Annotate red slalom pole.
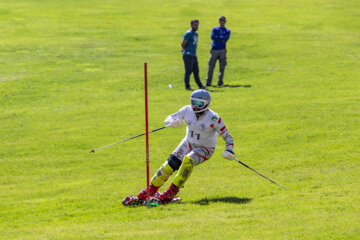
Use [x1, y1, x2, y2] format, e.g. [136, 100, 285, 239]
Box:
[144, 62, 151, 208]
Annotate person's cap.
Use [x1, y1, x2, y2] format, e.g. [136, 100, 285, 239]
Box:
[219, 16, 226, 21]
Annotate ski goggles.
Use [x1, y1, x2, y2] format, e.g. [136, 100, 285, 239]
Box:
[191, 99, 207, 108]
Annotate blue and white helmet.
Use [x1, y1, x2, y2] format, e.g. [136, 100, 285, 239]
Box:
[190, 89, 211, 113]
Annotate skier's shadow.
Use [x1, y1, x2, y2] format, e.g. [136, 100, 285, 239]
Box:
[191, 196, 252, 205]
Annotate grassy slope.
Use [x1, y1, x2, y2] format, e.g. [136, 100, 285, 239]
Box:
[0, 0, 359, 239]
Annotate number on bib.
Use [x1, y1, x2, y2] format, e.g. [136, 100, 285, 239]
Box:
[190, 131, 200, 140]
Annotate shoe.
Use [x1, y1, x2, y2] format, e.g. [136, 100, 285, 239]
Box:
[137, 184, 159, 200]
[158, 184, 180, 202]
[199, 85, 207, 89]
[122, 196, 142, 206]
[206, 83, 212, 87]
[186, 87, 192, 91]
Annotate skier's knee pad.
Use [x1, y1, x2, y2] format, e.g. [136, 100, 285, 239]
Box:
[161, 161, 174, 176]
[173, 155, 194, 188]
[182, 155, 195, 168]
[167, 154, 182, 171]
[151, 161, 174, 187]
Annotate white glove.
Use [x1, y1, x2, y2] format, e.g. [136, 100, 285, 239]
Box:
[164, 115, 183, 128]
[222, 150, 235, 160]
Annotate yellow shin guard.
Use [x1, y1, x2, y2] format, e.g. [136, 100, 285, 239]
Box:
[173, 155, 194, 188]
[151, 161, 174, 187]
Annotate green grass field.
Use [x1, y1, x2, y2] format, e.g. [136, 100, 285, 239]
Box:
[1, 0, 359, 239]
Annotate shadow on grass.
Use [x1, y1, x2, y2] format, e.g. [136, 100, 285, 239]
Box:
[206, 84, 252, 91]
[191, 196, 252, 206]
[222, 84, 252, 88]
[206, 89, 224, 92]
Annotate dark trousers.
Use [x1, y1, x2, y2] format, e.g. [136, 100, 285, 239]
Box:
[206, 49, 227, 86]
[183, 54, 203, 89]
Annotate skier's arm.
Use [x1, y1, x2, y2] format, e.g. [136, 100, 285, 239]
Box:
[214, 117, 234, 150]
[214, 117, 235, 160]
[164, 106, 186, 128]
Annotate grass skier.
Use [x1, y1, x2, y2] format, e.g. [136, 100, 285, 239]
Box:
[123, 89, 235, 205]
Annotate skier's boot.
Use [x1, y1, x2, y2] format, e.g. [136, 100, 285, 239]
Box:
[158, 184, 180, 203]
[122, 184, 159, 206]
[122, 196, 142, 206]
[137, 184, 159, 201]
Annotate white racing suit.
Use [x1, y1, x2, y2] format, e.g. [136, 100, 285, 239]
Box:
[140, 105, 235, 198]
[168, 105, 234, 165]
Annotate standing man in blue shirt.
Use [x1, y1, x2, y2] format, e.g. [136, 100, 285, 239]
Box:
[181, 19, 206, 91]
[206, 16, 231, 87]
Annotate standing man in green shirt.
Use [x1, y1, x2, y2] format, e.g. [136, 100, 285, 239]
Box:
[181, 19, 206, 91]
